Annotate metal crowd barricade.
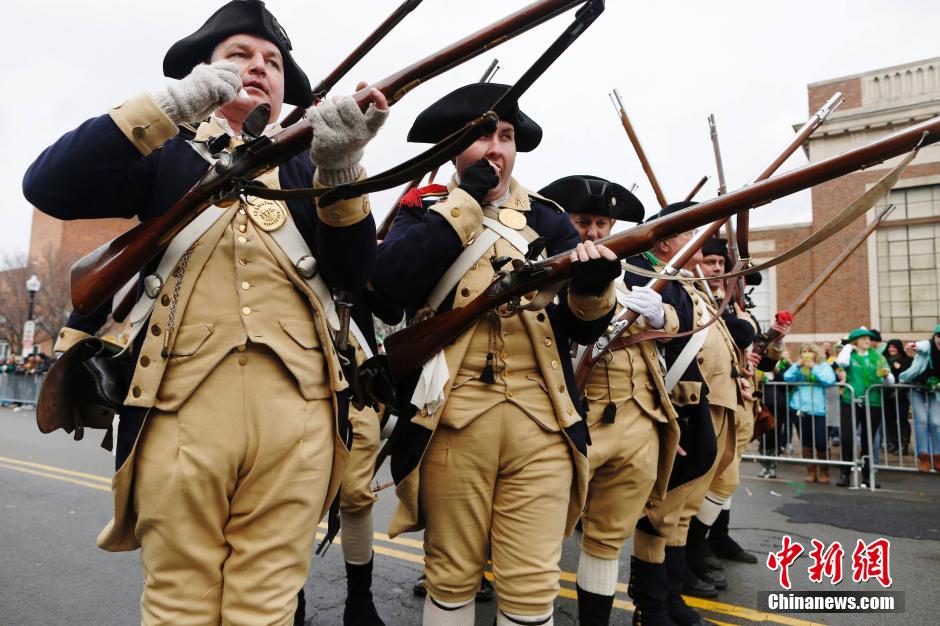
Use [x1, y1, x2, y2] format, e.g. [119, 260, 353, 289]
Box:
[0, 373, 44, 406]
[863, 383, 931, 489]
[743, 381, 863, 489]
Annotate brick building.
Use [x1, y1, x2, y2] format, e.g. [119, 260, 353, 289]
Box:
[749, 56, 940, 345]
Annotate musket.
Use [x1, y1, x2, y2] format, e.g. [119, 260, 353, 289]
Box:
[707, 113, 745, 307]
[69, 0, 591, 315]
[610, 89, 668, 208]
[280, 0, 425, 126]
[376, 57, 500, 241]
[570, 97, 845, 390]
[377, 113, 940, 385]
[752, 202, 894, 355]
[683, 175, 708, 202]
[737, 91, 844, 264]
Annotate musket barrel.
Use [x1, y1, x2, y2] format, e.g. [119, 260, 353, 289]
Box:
[611, 88, 669, 208]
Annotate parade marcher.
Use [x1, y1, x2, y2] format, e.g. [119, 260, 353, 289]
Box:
[539, 175, 680, 625]
[23, 2, 389, 623]
[621, 207, 753, 626]
[372, 83, 618, 626]
[836, 328, 893, 488]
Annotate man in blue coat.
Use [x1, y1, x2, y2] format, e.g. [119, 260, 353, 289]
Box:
[23, 1, 388, 623]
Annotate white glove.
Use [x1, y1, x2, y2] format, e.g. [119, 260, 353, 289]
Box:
[153, 60, 241, 125]
[836, 344, 854, 367]
[623, 286, 666, 330]
[308, 95, 388, 186]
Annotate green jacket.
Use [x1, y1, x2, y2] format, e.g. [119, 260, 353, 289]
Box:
[837, 346, 889, 406]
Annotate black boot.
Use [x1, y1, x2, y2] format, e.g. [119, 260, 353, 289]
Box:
[708, 509, 757, 564]
[682, 565, 717, 598]
[686, 518, 728, 589]
[836, 467, 851, 487]
[628, 557, 677, 626]
[664, 547, 708, 626]
[343, 557, 385, 626]
[577, 585, 614, 625]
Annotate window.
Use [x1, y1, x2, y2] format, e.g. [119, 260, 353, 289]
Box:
[875, 185, 940, 333]
[745, 269, 773, 330]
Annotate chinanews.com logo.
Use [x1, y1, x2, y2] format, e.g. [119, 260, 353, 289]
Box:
[759, 535, 904, 614]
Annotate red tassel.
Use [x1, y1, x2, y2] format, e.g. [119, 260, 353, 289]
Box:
[399, 184, 449, 208]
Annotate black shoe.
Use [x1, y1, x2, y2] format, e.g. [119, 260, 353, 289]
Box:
[686, 518, 728, 589]
[708, 509, 758, 564]
[412, 575, 427, 597]
[477, 575, 494, 601]
[860, 464, 881, 489]
[344, 557, 385, 626]
[682, 566, 718, 598]
[836, 468, 851, 487]
[628, 557, 677, 625]
[664, 547, 709, 625]
[701, 541, 724, 571]
[577, 585, 614, 626]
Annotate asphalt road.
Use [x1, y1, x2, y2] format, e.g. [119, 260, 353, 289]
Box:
[2, 405, 938, 625]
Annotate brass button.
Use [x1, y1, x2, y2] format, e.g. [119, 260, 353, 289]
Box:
[559, 384, 566, 393]
[239, 258, 249, 266]
[132, 386, 141, 398]
[59, 331, 65, 339]
[238, 208, 246, 215]
[238, 356, 248, 366]
[690, 393, 698, 402]
[551, 360, 559, 370]
[461, 287, 471, 297]
[451, 207, 461, 218]
[150, 324, 161, 336]
[544, 338, 552, 347]
[161, 295, 170, 306]
[132, 126, 146, 139]
[507, 391, 514, 398]
[697, 356, 704, 364]
[236, 345, 247, 352]
[140, 356, 150, 368]
[501, 352, 509, 360]
[238, 224, 247, 233]
[241, 281, 250, 290]
[238, 236, 248, 244]
[567, 406, 574, 416]
[537, 313, 546, 322]
[242, 307, 252, 315]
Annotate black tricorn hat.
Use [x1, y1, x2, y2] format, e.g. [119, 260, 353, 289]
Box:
[538, 175, 644, 223]
[702, 236, 728, 258]
[163, 0, 312, 108]
[645, 200, 697, 223]
[408, 83, 543, 152]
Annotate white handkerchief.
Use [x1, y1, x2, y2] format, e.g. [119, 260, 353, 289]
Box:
[410, 350, 450, 416]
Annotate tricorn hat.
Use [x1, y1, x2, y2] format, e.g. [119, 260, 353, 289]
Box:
[408, 83, 543, 152]
[702, 237, 728, 258]
[163, 0, 312, 107]
[538, 175, 644, 223]
[645, 200, 696, 223]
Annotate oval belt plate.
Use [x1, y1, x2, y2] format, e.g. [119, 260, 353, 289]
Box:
[498, 208, 527, 230]
[244, 198, 288, 231]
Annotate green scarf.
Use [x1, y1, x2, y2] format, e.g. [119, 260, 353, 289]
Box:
[842, 348, 889, 406]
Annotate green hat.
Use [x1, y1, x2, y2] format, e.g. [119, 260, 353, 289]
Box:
[934, 324, 940, 335]
[847, 327, 876, 342]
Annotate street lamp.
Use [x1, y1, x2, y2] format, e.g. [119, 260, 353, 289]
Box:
[23, 274, 41, 357]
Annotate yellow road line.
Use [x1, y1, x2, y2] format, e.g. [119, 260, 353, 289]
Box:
[0, 454, 111, 483]
[707, 619, 741, 626]
[3, 456, 824, 626]
[0, 462, 111, 492]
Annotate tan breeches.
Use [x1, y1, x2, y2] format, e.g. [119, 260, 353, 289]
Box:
[634, 406, 734, 563]
[581, 408, 659, 560]
[709, 403, 755, 500]
[340, 405, 381, 516]
[420, 402, 573, 616]
[133, 348, 335, 626]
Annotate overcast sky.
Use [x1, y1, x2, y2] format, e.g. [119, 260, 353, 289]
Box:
[6, 0, 940, 258]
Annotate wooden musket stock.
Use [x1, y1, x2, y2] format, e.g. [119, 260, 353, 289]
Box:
[69, 0, 587, 314]
[384, 115, 940, 381]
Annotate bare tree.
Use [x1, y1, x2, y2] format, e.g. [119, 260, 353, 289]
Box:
[0, 249, 75, 355]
